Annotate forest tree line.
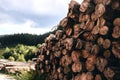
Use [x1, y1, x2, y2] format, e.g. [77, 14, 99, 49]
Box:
[0, 32, 53, 48]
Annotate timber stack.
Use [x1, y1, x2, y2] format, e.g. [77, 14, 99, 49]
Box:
[35, 0, 120, 80]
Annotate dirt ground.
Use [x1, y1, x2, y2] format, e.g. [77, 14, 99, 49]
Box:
[0, 73, 16, 80]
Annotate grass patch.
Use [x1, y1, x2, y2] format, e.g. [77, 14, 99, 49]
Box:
[8, 70, 49, 80]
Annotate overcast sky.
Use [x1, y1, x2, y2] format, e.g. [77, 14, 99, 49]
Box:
[0, 0, 83, 35]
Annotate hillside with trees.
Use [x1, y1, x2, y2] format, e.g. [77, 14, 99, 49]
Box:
[0, 33, 49, 48]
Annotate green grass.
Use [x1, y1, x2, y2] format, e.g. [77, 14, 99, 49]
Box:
[8, 70, 49, 80]
[0, 48, 5, 58]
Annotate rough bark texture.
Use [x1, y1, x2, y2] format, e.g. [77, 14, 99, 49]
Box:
[35, 0, 120, 80]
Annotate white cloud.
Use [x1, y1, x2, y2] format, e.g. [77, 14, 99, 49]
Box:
[0, 0, 83, 16]
[0, 20, 52, 35]
[31, 0, 70, 15]
[75, 0, 83, 4]
[0, 0, 83, 35]
[0, 0, 70, 15]
[27, 0, 83, 15]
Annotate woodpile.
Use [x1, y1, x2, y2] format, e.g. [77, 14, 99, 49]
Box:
[35, 0, 120, 80]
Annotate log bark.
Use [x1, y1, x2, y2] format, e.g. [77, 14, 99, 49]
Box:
[72, 62, 82, 73]
[99, 26, 109, 35]
[112, 26, 120, 38]
[104, 50, 111, 59]
[35, 0, 120, 79]
[95, 74, 102, 80]
[71, 50, 81, 63]
[104, 67, 115, 80]
[96, 57, 108, 72]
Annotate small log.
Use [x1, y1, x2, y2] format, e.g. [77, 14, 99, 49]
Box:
[74, 24, 80, 33]
[112, 42, 120, 59]
[94, 0, 103, 4]
[39, 63, 43, 69]
[55, 30, 63, 40]
[95, 3, 105, 18]
[57, 67, 63, 73]
[95, 74, 102, 80]
[92, 25, 99, 35]
[65, 27, 73, 36]
[80, 1, 89, 12]
[75, 39, 83, 49]
[52, 70, 58, 79]
[79, 14, 90, 22]
[69, 0, 80, 9]
[65, 38, 74, 50]
[40, 69, 44, 74]
[84, 42, 93, 52]
[62, 34, 67, 40]
[84, 0, 91, 2]
[94, 0, 111, 5]
[99, 26, 109, 35]
[80, 73, 87, 80]
[72, 62, 82, 73]
[86, 55, 96, 64]
[86, 62, 95, 71]
[54, 51, 61, 58]
[55, 41, 61, 48]
[45, 60, 49, 65]
[58, 73, 63, 80]
[38, 55, 44, 61]
[86, 55, 96, 71]
[71, 50, 81, 63]
[97, 37, 104, 46]
[85, 3, 95, 14]
[73, 24, 81, 38]
[59, 17, 68, 28]
[73, 74, 81, 80]
[103, 50, 111, 59]
[112, 26, 120, 38]
[86, 72, 94, 80]
[113, 18, 120, 26]
[91, 44, 99, 55]
[50, 53, 54, 61]
[60, 55, 72, 67]
[96, 57, 108, 72]
[85, 20, 95, 31]
[63, 75, 68, 80]
[79, 22, 86, 29]
[102, 39, 111, 49]
[104, 67, 115, 80]
[46, 50, 50, 55]
[45, 34, 56, 43]
[83, 32, 96, 41]
[64, 66, 70, 74]
[52, 44, 60, 51]
[45, 65, 51, 72]
[91, 18, 100, 34]
[82, 50, 90, 58]
[62, 49, 68, 55]
[68, 0, 80, 21]
[91, 13, 98, 21]
[99, 17, 106, 27]
[111, 0, 120, 10]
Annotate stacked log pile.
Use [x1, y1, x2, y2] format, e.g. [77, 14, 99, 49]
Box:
[35, 0, 120, 80]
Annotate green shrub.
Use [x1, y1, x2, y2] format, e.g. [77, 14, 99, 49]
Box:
[0, 56, 4, 59]
[14, 70, 49, 80]
[1, 44, 37, 62]
[8, 56, 15, 61]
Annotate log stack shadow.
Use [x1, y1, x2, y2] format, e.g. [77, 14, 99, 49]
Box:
[35, 0, 120, 80]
